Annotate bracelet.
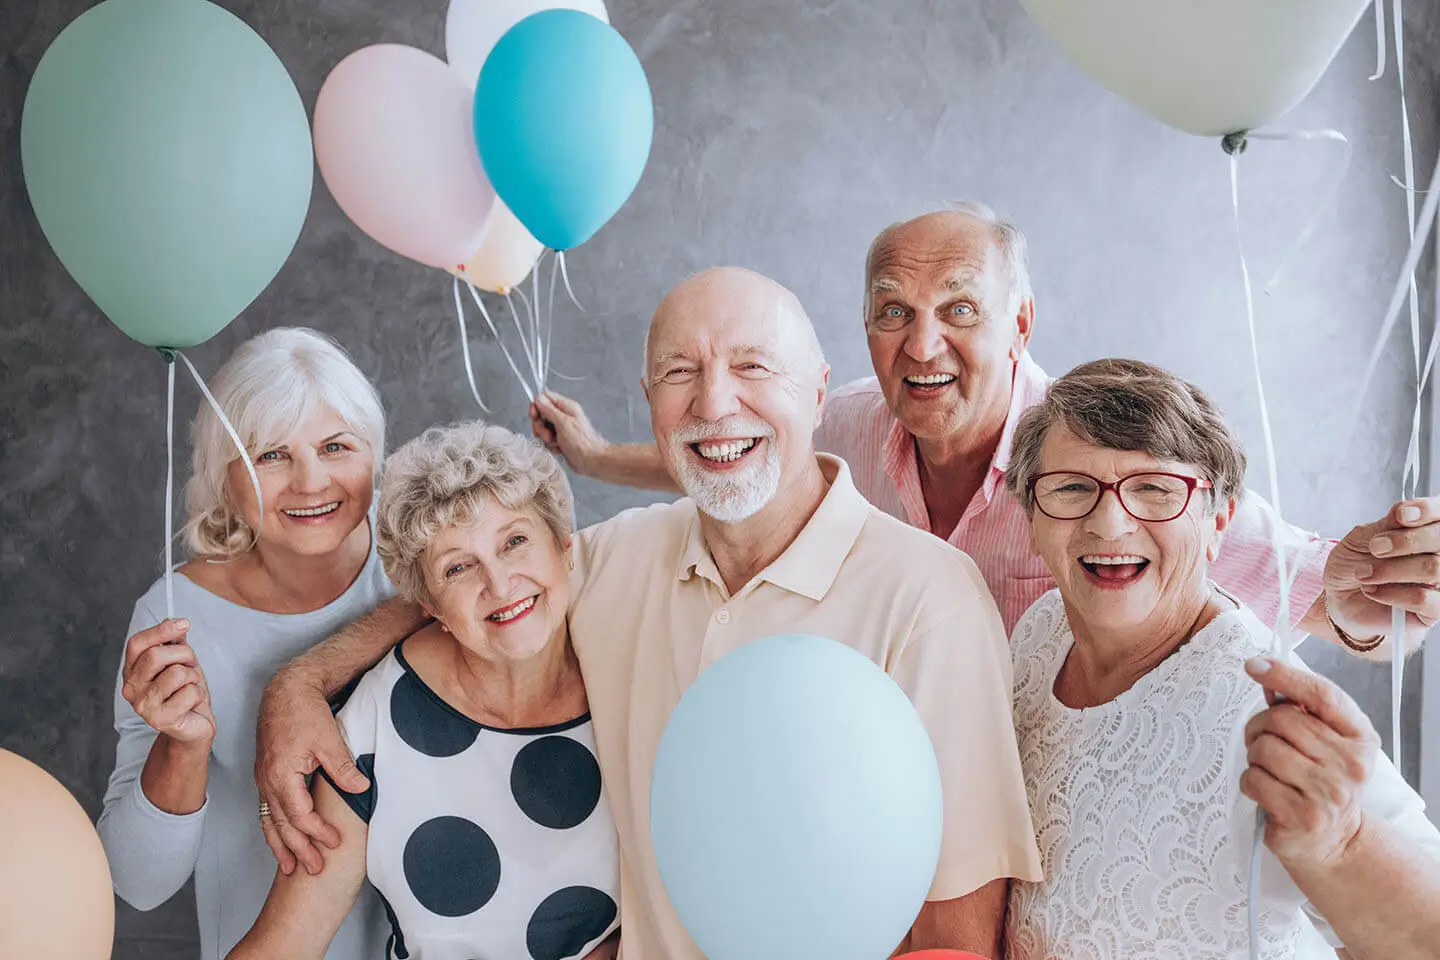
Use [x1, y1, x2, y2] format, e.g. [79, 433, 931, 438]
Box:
[1323, 593, 1386, 652]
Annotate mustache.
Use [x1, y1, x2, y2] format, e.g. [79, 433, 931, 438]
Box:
[671, 417, 776, 445]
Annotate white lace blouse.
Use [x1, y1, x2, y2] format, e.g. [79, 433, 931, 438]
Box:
[1006, 587, 1440, 960]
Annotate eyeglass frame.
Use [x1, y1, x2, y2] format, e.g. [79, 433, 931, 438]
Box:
[1025, 470, 1215, 523]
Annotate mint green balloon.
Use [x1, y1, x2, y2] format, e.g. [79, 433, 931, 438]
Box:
[21, 0, 313, 349]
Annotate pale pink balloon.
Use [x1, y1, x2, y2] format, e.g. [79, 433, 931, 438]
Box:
[315, 44, 495, 269]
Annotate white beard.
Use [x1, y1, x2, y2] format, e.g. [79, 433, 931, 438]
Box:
[668, 418, 780, 523]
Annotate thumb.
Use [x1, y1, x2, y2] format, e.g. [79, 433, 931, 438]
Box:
[545, 391, 579, 417]
[316, 743, 369, 793]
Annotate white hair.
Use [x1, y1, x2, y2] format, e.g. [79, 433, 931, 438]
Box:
[183, 327, 386, 558]
[864, 200, 1033, 320]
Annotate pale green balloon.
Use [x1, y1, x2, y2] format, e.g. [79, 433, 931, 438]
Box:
[21, 0, 313, 349]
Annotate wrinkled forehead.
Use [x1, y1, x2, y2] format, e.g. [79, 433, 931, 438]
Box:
[868, 218, 1001, 298]
[648, 288, 793, 366]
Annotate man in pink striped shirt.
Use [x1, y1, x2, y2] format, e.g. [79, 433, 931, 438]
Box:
[531, 204, 1440, 653]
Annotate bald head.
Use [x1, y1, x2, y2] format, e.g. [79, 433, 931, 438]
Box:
[865, 203, 1031, 319]
[644, 267, 825, 386]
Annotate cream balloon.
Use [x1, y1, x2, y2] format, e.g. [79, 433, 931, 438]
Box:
[445, 0, 609, 89]
[447, 201, 546, 293]
[0, 750, 114, 959]
[1018, 0, 1371, 136]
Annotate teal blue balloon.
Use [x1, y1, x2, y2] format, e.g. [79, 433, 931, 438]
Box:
[473, 9, 653, 250]
[650, 634, 944, 960]
[21, 0, 313, 349]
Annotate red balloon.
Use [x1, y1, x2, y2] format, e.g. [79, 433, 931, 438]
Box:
[895, 953, 989, 960]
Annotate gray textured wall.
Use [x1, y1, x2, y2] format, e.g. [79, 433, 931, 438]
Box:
[2, 1, 1437, 957]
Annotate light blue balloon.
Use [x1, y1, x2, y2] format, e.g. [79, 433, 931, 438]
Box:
[650, 634, 944, 960]
[473, 9, 653, 250]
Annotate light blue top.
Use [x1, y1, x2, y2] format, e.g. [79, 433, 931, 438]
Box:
[97, 543, 394, 960]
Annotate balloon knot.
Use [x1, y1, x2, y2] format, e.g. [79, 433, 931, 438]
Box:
[1221, 132, 1249, 156]
[156, 347, 177, 364]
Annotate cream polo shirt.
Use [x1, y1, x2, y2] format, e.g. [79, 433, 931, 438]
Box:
[570, 454, 1043, 960]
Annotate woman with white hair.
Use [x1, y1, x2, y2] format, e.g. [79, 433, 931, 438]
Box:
[1002, 358, 1440, 959]
[98, 327, 398, 959]
[228, 421, 620, 960]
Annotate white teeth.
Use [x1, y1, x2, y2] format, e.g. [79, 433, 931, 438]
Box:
[695, 439, 758, 463]
[905, 373, 957, 386]
[1081, 555, 1148, 565]
[283, 502, 340, 518]
[488, 596, 537, 622]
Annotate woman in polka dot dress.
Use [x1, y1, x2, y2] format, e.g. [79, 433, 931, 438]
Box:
[230, 422, 620, 960]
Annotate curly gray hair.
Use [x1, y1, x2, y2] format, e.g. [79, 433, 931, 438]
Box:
[376, 421, 573, 608]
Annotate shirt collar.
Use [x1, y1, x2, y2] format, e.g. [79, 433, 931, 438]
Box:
[882, 351, 1051, 519]
[676, 454, 870, 602]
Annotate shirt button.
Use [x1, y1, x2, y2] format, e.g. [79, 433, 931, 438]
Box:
[716, 610, 731, 624]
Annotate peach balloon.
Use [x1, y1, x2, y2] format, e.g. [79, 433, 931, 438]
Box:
[447, 200, 546, 294]
[0, 749, 114, 958]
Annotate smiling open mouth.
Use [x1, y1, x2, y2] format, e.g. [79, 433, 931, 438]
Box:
[282, 502, 340, 518]
[691, 438, 760, 464]
[1079, 554, 1150, 583]
[903, 373, 958, 390]
[487, 595, 537, 623]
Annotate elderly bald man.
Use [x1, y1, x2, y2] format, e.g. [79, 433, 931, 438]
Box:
[532, 203, 1440, 655]
[253, 267, 1040, 958]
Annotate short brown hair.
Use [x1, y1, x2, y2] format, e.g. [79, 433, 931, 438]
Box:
[1006, 358, 1247, 513]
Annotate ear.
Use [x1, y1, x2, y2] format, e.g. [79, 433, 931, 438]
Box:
[1010, 297, 1036, 361]
[813, 364, 831, 430]
[1206, 495, 1238, 561]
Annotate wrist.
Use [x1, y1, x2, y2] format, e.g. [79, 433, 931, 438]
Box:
[159, 731, 213, 764]
[1323, 591, 1385, 652]
[1279, 811, 1370, 879]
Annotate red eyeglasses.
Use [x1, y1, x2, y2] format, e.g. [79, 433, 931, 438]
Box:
[1027, 471, 1213, 522]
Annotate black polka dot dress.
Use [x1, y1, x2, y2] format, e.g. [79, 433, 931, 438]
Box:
[327, 644, 620, 960]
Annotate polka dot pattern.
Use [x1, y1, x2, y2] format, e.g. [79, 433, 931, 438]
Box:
[402, 816, 501, 918]
[526, 886, 619, 960]
[390, 670, 481, 758]
[511, 735, 603, 830]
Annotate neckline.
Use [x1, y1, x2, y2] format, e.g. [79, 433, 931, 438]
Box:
[171, 531, 381, 623]
[393, 638, 591, 736]
[1047, 584, 1246, 717]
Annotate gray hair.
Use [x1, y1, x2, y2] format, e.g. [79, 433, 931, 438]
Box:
[375, 421, 573, 609]
[1005, 358, 1248, 513]
[864, 200, 1034, 321]
[183, 327, 385, 558]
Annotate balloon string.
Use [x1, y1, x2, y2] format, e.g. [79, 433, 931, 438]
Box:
[1239, 130, 1352, 297]
[513, 274, 542, 387]
[558, 249, 586, 313]
[530, 254, 545, 388]
[1370, 0, 1387, 81]
[1391, 0, 1419, 776]
[164, 358, 176, 620]
[175, 351, 262, 552]
[451, 276, 492, 414]
[465, 278, 536, 403]
[545, 250, 562, 393]
[500, 285, 541, 384]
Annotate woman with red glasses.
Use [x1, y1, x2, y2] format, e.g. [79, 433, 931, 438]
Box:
[999, 358, 1440, 959]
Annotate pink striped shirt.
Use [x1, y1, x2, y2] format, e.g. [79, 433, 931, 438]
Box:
[813, 352, 1335, 635]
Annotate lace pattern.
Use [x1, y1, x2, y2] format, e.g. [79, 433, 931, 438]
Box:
[1005, 589, 1304, 960]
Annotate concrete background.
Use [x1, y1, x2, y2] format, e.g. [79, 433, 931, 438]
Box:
[2, 1, 1437, 956]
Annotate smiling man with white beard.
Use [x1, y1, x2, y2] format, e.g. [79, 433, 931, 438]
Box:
[252, 266, 1042, 960]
